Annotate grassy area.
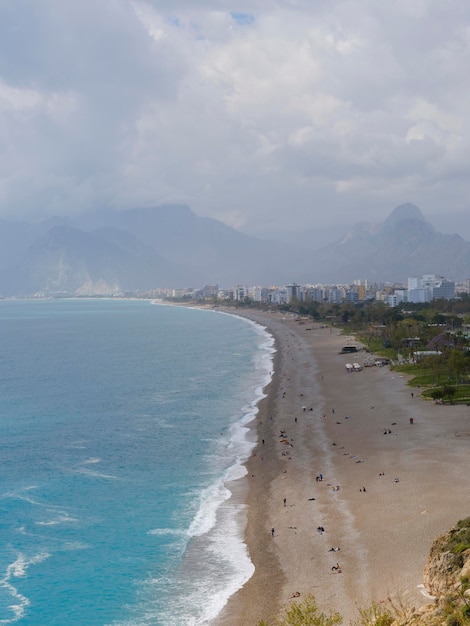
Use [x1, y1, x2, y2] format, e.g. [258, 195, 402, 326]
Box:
[356, 334, 396, 361]
[356, 337, 470, 404]
[392, 364, 435, 386]
[421, 385, 470, 403]
[408, 374, 436, 386]
[390, 363, 470, 402]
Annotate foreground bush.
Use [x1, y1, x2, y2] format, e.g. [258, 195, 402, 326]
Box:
[258, 594, 342, 626]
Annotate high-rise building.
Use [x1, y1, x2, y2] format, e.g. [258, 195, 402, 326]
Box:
[286, 283, 300, 302]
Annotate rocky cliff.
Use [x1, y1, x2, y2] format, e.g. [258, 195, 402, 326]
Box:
[403, 518, 470, 625]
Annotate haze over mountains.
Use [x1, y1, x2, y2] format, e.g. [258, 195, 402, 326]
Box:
[0, 203, 467, 297]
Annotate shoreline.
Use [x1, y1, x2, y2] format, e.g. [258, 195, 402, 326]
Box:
[214, 308, 470, 625]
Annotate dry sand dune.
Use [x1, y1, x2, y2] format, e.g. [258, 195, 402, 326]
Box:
[215, 310, 470, 626]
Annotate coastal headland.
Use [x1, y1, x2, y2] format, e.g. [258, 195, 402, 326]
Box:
[215, 308, 470, 625]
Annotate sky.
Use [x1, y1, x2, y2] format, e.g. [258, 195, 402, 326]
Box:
[0, 0, 469, 241]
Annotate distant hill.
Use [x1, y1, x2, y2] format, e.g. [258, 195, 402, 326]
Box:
[72, 205, 305, 286]
[0, 224, 187, 296]
[0, 202, 468, 296]
[0, 206, 304, 296]
[301, 203, 470, 284]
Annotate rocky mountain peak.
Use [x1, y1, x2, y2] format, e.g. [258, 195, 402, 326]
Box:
[386, 202, 424, 221]
[379, 202, 432, 234]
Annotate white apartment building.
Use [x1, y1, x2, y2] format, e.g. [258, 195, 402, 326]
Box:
[394, 274, 456, 304]
[408, 288, 431, 303]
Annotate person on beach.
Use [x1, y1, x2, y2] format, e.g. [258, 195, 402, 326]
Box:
[271, 527, 275, 536]
[284, 498, 287, 507]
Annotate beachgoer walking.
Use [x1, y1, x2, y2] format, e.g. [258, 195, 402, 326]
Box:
[271, 527, 275, 536]
[283, 498, 287, 507]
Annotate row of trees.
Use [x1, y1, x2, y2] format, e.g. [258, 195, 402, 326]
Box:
[281, 296, 470, 331]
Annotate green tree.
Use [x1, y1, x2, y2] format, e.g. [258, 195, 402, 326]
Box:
[442, 384, 457, 404]
[448, 349, 468, 385]
[422, 354, 445, 386]
[430, 388, 444, 403]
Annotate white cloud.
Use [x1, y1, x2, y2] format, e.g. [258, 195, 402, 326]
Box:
[407, 99, 463, 135]
[0, 0, 469, 237]
[0, 81, 44, 111]
[288, 126, 314, 147]
[336, 34, 364, 55]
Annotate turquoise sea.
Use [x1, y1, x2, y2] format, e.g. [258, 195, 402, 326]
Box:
[0, 299, 274, 625]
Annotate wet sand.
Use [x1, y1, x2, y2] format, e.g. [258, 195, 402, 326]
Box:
[215, 309, 470, 626]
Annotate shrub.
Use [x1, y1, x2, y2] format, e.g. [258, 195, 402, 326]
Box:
[258, 594, 343, 626]
[444, 518, 470, 555]
[352, 598, 405, 626]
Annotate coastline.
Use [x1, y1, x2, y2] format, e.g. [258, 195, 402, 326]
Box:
[214, 308, 470, 625]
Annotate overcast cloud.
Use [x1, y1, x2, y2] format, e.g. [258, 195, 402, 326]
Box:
[0, 0, 469, 239]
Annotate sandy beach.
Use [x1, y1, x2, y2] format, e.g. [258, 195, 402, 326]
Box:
[214, 309, 470, 626]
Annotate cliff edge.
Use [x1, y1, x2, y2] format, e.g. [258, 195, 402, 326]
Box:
[404, 517, 470, 626]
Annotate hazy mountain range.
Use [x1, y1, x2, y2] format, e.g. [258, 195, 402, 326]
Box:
[0, 202, 468, 296]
